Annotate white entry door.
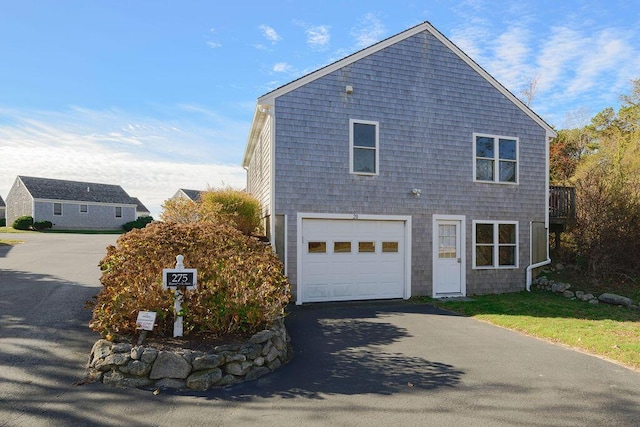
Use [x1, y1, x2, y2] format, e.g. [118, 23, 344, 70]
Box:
[433, 217, 465, 296]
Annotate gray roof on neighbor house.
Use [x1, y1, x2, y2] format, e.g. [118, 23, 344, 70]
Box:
[130, 197, 150, 214]
[18, 176, 135, 205]
[177, 189, 203, 202]
[0, 195, 5, 207]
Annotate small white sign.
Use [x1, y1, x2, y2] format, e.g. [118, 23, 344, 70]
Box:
[136, 311, 157, 331]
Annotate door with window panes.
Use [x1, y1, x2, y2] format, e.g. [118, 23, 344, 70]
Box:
[434, 219, 463, 295]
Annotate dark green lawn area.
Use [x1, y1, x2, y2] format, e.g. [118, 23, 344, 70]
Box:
[423, 290, 640, 371]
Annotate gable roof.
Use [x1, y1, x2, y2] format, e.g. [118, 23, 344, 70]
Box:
[173, 188, 203, 202]
[130, 197, 150, 215]
[0, 195, 5, 208]
[18, 176, 135, 205]
[244, 21, 556, 166]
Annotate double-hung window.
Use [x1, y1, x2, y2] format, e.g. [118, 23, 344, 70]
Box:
[474, 133, 518, 183]
[115, 207, 122, 218]
[473, 221, 518, 268]
[350, 119, 378, 175]
[53, 203, 62, 216]
[80, 204, 88, 214]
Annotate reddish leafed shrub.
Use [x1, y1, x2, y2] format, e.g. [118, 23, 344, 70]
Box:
[88, 221, 289, 340]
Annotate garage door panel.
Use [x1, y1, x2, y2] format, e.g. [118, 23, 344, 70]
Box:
[301, 218, 407, 303]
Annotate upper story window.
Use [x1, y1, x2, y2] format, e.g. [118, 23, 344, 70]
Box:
[53, 203, 62, 216]
[350, 119, 378, 175]
[115, 207, 122, 218]
[474, 133, 518, 184]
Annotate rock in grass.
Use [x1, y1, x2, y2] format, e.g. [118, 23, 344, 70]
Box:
[598, 293, 633, 307]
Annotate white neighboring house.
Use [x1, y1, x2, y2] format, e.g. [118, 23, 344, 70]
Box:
[6, 176, 137, 230]
[130, 197, 151, 218]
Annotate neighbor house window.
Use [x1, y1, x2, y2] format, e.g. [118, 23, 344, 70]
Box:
[115, 207, 122, 218]
[474, 133, 518, 183]
[473, 221, 518, 268]
[80, 204, 88, 213]
[350, 119, 378, 175]
[53, 203, 62, 216]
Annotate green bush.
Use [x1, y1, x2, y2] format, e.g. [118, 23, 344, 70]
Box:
[33, 220, 53, 231]
[200, 189, 262, 236]
[88, 221, 290, 340]
[13, 216, 34, 230]
[122, 216, 154, 232]
[161, 188, 262, 236]
[0, 218, 5, 227]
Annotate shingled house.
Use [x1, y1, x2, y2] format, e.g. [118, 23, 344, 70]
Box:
[6, 176, 137, 230]
[243, 21, 556, 304]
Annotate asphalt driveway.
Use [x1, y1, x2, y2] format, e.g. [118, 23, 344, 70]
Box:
[1, 232, 639, 426]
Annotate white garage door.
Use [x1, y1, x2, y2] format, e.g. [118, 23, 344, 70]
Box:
[300, 218, 407, 303]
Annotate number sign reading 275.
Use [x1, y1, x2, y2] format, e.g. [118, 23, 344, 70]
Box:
[162, 268, 197, 291]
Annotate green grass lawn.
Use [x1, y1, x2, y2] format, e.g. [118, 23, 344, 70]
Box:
[425, 290, 640, 371]
[0, 226, 33, 234]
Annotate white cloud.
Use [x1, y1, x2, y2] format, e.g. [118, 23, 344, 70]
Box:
[536, 26, 585, 93]
[207, 41, 222, 49]
[259, 25, 282, 44]
[351, 13, 387, 48]
[487, 25, 534, 92]
[566, 31, 630, 96]
[533, 24, 640, 123]
[306, 25, 331, 50]
[0, 107, 248, 217]
[272, 62, 294, 73]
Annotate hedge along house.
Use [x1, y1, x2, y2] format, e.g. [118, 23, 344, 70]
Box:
[6, 176, 137, 230]
[243, 21, 556, 305]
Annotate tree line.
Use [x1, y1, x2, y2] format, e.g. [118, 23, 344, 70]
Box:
[550, 79, 640, 280]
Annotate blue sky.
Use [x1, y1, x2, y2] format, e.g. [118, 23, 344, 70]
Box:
[1, 1, 639, 217]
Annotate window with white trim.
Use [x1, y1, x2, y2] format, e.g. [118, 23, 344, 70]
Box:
[474, 134, 518, 183]
[350, 119, 378, 175]
[80, 204, 88, 213]
[473, 221, 518, 268]
[53, 203, 62, 216]
[115, 206, 122, 218]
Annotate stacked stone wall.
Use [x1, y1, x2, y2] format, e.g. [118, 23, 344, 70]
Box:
[87, 319, 291, 391]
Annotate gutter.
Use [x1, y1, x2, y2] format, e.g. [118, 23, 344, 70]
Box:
[526, 258, 551, 291]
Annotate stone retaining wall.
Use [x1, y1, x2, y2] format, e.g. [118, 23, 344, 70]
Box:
[533, 275, 639, 310]
[87, 319, 291, 391]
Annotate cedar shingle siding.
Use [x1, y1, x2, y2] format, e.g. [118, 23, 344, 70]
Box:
[244, 23, 554, 300]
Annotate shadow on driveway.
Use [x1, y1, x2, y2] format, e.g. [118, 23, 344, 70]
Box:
[190, 301, 465, 400]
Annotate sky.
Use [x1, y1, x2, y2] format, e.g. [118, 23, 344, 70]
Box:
[1, 1, 639, 218]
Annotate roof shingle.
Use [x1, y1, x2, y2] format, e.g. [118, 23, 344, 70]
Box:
[19, 176, 134, 205]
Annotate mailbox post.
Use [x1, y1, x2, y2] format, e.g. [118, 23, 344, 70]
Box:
[162, 255, 197, 337]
